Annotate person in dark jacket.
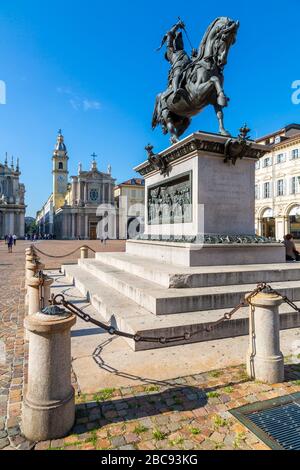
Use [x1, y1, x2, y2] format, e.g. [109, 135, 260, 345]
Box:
[7, 235, 13, 253]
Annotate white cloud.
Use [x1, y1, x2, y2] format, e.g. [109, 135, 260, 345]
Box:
[56, 87, 101, 112]
[69, 99, 80, 110]
[57, 86, 72, 95]
[83, 100, 101, 111]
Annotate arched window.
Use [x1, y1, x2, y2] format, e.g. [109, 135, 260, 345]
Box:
[58, 162, 63, 170]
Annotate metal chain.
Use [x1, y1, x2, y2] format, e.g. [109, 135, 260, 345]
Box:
[51, 282, 268, 345]
[32, 245, 96, 259]
[256, 283, 300, 314]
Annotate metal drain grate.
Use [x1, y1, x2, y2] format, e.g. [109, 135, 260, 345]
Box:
[246, 402, 300, 450]
[231, 392, 300, 450]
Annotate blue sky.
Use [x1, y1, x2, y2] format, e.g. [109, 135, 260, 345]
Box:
[0, 0, 300, 216]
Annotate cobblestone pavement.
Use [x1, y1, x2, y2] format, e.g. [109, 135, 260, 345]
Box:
[0, 240, 125, 450]
[1, 240, 300, 451]
[0, 240, 30, 450]
[34, 363, 300, 451]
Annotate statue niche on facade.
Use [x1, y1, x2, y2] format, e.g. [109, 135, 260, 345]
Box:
[152, 17, 239, 143]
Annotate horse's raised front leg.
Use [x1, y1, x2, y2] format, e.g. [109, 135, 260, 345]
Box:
[214, 104, 231, 136]
[210, 76, 229, 107]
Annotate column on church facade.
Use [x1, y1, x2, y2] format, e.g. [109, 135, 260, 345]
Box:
[63, 213, 69, 239]
[0, 212, 3, 238]
[85, 215, 89, 240]
[19, 212, 25, 238]
[9, 212, 14, 234]
[84, 182, 88, 203]
[71, 213, 76, 239]
[79, 180, 83, 203]
[72, 181, 77, 206]
[109, 184, 114, 203]
[78, 214, 83, 239]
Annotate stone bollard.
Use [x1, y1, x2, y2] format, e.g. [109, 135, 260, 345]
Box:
[26, 259, 45, 283]
[22, 306, 76, 442]
[246, 291, 284, 384]
[80, 246, 89, 259]
[25, 259, 45, 306]
[27, 275, 54, 317]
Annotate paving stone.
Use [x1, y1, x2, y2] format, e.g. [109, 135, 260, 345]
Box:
[0, 430, 8, 439]
[50, 439, 66, 448]
[35, 441, 51, 450]
[124, 433, 139, 444]
[111, 435, 126, 447]
[210, 431, 225, 443]
[7, 426, 20, 437]
[96, 438, 111, 449]
[0, 437, 10, 450]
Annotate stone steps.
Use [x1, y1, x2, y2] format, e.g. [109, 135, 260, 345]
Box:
[95, 252, 300, 288]
[62, 264, 300, 351]
[78, 258, 300, 315]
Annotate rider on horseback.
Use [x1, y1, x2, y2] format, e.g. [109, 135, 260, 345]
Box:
[157, 20, 191, 102]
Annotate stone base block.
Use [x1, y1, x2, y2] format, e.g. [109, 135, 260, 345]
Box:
[22, 388, 75, 442]
[126, 240, 285, 267]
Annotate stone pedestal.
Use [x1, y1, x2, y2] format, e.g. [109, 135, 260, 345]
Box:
[133, 132, 284, 266]
[22, 310, 76, 442]
[246, 292, 284, 384]
[126, 239, 285, 267]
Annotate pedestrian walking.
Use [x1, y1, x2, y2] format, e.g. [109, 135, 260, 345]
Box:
[13, 234, 17, 246]
[7, 235, 13, 253]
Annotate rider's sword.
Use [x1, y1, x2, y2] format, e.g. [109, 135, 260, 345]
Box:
[178, 17, 194, 51]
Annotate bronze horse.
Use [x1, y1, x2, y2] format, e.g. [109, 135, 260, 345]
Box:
[152, 17, 239, 143]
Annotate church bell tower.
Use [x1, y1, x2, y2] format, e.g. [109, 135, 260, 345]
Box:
[52, 129, 69, 209]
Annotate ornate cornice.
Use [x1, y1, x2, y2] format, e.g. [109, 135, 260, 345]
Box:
[135, 132, 268, 177]
[136, 233, 279, 245]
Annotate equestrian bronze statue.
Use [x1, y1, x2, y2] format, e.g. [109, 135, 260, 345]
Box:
[152, 17, 239, 143]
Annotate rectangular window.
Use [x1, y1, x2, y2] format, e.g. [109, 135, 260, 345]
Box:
[291, 176, 300, 194]
[255, 184, 260, 200]
[277, 179, 284, 196]
[263, 157, 272, 168]
[276, 153, 285, 164]
[291, 149, 299, 159]
[255, 160, 261, 170]
[263, 182, 270, 198]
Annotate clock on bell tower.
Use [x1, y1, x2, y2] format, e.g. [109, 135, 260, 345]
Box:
[52, 129, 69, 209]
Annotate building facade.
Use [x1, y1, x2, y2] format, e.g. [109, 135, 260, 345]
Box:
[114, 178, 145, 239]
[255, 124, 300, 241]
[0, 155, 26, 238]
[36, 131, 115, 239]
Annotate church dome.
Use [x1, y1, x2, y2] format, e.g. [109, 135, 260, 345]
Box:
[55, 129, 67, 152]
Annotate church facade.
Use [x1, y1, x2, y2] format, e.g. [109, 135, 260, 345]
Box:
[0, 155, 26, 238]
[36, 131, 115, 239]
